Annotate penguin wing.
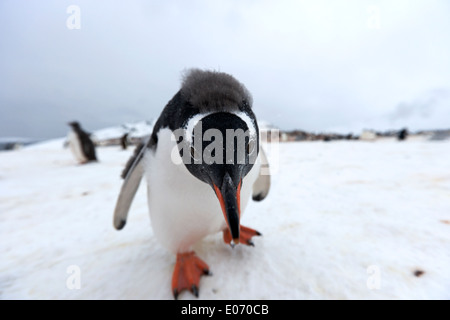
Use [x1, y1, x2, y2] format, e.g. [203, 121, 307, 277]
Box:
[113, 138, 149, 230]
[252, 145, 271, 201]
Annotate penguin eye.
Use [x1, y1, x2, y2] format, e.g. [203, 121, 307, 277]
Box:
[246, 139, 256, 155]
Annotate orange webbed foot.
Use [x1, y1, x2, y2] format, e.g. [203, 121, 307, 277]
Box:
[223, 225, 262, 247]
[171, 251, 211, 299]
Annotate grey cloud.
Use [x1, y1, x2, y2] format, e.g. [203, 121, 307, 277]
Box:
[389, 88, 450, 121]
[1, 0, 450, 139]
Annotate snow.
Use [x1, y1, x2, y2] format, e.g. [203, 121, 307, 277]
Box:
[1, 135, 450, 299]
[91, 121, 154, 142]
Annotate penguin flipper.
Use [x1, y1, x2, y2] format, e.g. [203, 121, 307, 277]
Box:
[113, 139, 148, 230]
[252, 146, 270, 201]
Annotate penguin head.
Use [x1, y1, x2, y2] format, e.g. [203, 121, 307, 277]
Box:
[178, 110, 259, 244]
[68, 121, 81, 130]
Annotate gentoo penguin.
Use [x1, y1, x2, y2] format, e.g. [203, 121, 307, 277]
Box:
[120, 132, 129, 150]
[113, 69, 271, 299]
[67, 121, 97, 164]
[398, 128, 408, 141]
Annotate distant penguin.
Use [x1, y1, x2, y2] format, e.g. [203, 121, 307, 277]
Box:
[398, 128, 408, 141]
[67, 121, 97, 164]
[120, 133, 129, 150]
[113, 69, 271, 299]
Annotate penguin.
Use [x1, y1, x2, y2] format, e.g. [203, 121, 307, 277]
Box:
[67, 121, 97, 164]
[120, 132, 129, 150]
[113, 69, 271, 299]
[398, 128, 408, 141]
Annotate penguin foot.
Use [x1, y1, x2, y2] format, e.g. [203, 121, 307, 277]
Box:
[223, 225, 262, 247]
[172, 251, 211, 299]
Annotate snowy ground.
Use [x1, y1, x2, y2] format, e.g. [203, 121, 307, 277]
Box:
[1, 136, 450, 299]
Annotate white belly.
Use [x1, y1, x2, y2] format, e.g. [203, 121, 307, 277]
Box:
[144, 128, 260, 254]
[68, 131, 87, 163]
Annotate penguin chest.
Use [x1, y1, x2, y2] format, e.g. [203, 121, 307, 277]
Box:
[68, 131, 87, 162]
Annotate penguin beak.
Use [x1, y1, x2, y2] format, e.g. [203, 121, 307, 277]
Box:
[212, 173, 241, 245]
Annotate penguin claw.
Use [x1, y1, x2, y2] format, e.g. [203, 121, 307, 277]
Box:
[171, 251, 210, 299]
[223, 225, 261, 247]
[204, 268, 212, 276]
[191, 285, 199, 297]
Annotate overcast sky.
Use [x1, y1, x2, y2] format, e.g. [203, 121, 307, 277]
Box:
[1, 0, 450, 139]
